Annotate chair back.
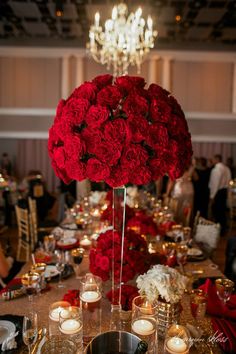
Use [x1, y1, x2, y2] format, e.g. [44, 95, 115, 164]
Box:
[194, 216, 220, 258]
[28, 197, 38, 246]
[15, 205, 31, 261]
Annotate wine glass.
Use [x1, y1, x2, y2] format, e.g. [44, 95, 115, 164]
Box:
[215, 278, 234, 306]
[71, 248, 85, 279]
[54, 250, 65, 288]
[176, 244, 188, 274]
[22, 312, 38, 354]
[21, 272, 40, 303]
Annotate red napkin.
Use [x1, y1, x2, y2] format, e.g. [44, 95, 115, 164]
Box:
[199, 279, 236, 320]
[0, 277, 22, 294]
[211, 317, 236, 353]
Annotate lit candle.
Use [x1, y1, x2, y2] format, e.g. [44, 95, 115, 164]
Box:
[132, 319, 155, 336]
[81, 291, 101, 303]
[166, 337, 188, 354]
[80, 236, 92, 247]
[49, 307, 69, 322]
[94, 12, 100, 27]
[60, 319, 82, 335]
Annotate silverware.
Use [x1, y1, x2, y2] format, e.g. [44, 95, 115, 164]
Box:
[31, 327, 47, 354]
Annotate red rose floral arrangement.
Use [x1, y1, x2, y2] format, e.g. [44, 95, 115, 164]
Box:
[48, 75, 192, 187]
[89, 229, 150, 283]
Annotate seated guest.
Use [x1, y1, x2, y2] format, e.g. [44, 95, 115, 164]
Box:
[0, 243, 9, 279]
[19, 170, 56, 222]
[224, 236, 236, 282]
[0, 153, 12, 176]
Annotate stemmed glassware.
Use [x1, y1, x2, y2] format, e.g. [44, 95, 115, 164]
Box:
[22, 312, 38, 354]
[54, 249, 66, 288]
[21, 271, 40, 303]
[215, 278, 234, 306]
[31, 263, 46, 295]
[71, 248, 84, 279]
[176, 244, 188, 274]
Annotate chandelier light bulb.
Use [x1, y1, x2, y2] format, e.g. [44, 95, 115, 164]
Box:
[87, 2, 157, 76]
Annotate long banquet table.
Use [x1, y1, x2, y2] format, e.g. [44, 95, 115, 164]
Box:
[0, 254, 224, 354]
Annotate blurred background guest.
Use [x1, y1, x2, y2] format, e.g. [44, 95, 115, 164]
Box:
[0, 153, 12, 176]
[209, 154, 231, 235]
[193, 157, 211, 218]
[226, 157, 236, 179]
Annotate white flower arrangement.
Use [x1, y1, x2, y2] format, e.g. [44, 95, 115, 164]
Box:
[136, 265, 188, 304]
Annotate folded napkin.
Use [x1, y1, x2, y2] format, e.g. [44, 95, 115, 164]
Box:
[1, 331, 18, 351]
[199, 279, 236, 320]
[0, 315, 23, 352]
[0, 278, 24, 300]
[211, 317, 236, 354]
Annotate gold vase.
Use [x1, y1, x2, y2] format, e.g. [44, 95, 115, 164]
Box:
[157, 298, 181, 337]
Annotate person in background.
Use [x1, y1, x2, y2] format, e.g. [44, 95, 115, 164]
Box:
[0, 243, 10, 287]
[165, 164, 195, 225]
[209, 154, 231, 235]
[193, 157, 211, 218]
[0, 153, 12, 176]
[226, 157, 236, 179]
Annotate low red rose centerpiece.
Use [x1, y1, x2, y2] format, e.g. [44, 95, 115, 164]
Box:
[48, 75, 192, 187]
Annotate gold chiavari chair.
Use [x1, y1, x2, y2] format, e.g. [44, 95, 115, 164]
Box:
[15, 205, 32, 261]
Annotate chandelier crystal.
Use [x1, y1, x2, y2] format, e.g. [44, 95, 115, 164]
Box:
[87, 3, 157, 77]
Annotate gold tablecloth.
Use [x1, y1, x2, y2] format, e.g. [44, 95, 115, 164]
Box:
[0, 257, 223, 353]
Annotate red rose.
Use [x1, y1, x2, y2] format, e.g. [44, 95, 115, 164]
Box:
[97, 85, 122, 109]
[149, 157, 168, 179]
[51, 160, 72, 184]
[94, 141, 121, 166]
[54, 99, 66, 123]
[168, 96, 185, 118]
[72, 82, 98, 102]
[53, 147, 66, 168]
[85, 105, 110, 128]
[168, 114, 188, 138]
[146, 123, 169, 149]
[115, 76, 146, 94]
[130, 165, 152, 185]
[121, 144, 149, 170]
[64, 134, 85, 159]
[150, 98, 171, 124]
[81, 127, 102, 154]
[66, 159, 86, 181]
[127, 115, 149, 143]
[86, 158, 110, 182]
[62, 98, 90, 126]
[148, 83, 169, 100]
[106, 165, 129, 187]
[92, 74, 113, 89]
[104, 118, 132, 144]
[123, 93, 148, 117]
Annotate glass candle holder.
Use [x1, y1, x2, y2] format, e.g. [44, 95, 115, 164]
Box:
[164, 324, 190, 354]
[48, 301, 70, 336]
[215, 278, 234, 306]
[80, 235, 92, 250]
[31, 263, 47, 292]
[131, 295, 158, 354]
[190, 289, 208, 324]
[59, 306, 83, 352]
[80, 273, 102, 345]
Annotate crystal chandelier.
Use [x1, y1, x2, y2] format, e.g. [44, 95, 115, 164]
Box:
[87, 2, 157, 77]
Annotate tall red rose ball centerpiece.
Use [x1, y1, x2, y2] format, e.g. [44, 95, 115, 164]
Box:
[48, 74, 192, 315]
[48, 74, 192, 187]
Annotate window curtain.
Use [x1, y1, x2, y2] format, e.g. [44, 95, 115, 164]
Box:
[192, 142, 235, 163]
[16, 139, 59, 192]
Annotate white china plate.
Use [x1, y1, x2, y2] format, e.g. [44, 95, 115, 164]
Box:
[57, 237, 77, 247]
[187, 248, 203, 257]
[0, 320, 16, 344]
[44, 265, 60, 279]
